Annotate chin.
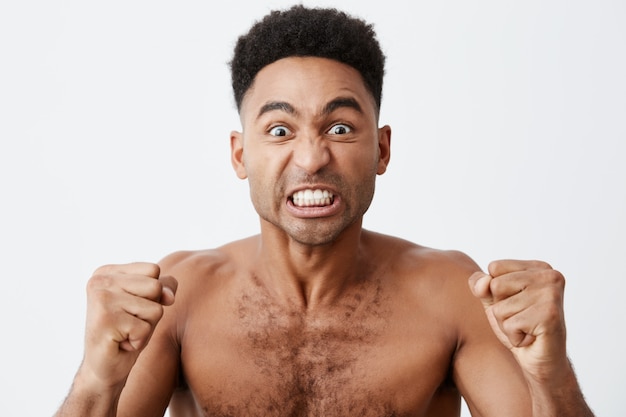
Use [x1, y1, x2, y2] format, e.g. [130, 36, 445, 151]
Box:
[291, 233, 339, 247]
[259, 211, 362, 246]
[286, 220, 357, 247]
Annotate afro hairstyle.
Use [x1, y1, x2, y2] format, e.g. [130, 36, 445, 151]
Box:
[229, 5, 386, 113]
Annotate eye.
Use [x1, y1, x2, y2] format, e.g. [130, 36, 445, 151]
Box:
[269, 125, 292, 137]
[327, 124, 352, 135]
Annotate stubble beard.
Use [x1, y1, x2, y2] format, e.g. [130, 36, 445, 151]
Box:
[250, 171, 377, 247]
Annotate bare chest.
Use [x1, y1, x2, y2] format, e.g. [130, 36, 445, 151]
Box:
[178, 279, 456, 417]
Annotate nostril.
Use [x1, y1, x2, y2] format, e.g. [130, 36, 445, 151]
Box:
[293, 139, 331, 173]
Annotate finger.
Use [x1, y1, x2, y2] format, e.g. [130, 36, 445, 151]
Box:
[87, 295, 160, 353]
[488, 271, 531, 302]
[491, 268, 565, 303]
[111, 311, 156, 352]
[121, 293, 166, 325]
[94, 262, 161, 279]
[158, 275, 178, 306]
[89, 273, 165, 302]
[89, 287, 164, 327]
[494, 307, 537, 348]
[489, 287, 562, 348]
[468, 271, 494, 307]
[488, 259, 552, 277]
[489, 287, 534, 324]
[124, 275, 168, 301]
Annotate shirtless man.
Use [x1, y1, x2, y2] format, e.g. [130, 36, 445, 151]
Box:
[55, 6, 594, 417]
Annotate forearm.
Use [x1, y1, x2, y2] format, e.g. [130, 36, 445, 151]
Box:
[54, 369, 124, 417]
[527, 359, 594, 417]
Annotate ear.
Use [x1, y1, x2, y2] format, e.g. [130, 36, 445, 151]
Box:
[230, 130, 248, 179]
[376, 125, 391, 175]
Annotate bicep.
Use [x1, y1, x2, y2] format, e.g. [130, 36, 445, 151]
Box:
[452, 299, 531, 417]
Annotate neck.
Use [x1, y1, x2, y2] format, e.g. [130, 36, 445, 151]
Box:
[254, 219, 368, 309]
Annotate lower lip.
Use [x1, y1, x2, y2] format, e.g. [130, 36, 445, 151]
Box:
[285, 196, 342, 218]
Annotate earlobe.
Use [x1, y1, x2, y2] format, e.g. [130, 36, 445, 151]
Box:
[377, 125, 391, 175]
[230, 131, 248, 179]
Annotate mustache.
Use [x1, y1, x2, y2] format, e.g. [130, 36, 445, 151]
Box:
[282, 171, 346, 191]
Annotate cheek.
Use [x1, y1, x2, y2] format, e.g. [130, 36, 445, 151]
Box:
[245, 159, 283, 201]
[337, 144, 379, 174]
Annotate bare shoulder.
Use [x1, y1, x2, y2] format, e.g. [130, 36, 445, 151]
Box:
[149, 236, 261, 320]
[363, 230, 485, 330]
[363, 230, 481, 282]
[157, 235, 260, 285]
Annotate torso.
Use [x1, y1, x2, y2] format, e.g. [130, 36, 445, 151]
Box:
[164, 231, 478, 417]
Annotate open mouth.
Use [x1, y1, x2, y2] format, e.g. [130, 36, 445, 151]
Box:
[290, 189, 335, 207]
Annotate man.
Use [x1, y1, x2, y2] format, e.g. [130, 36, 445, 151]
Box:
[55, 6, 594, 417]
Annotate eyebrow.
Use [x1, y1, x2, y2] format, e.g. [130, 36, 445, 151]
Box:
[256, 96, 363, 120]
[321, 97, 363, 116]
[257, 101, 297, 119]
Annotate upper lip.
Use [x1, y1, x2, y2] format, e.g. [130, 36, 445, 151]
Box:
[287, 185, 338, 198]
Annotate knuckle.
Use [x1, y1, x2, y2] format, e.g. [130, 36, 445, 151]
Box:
[92, 264, 114, 275]
[144, 279, 164, 300]
[93, 287, 114, 305]
[489, 276, 503, 295]
[150, 278, 164, 293]
[138, 262, 161, 278]
[531, 260, 553, 270]
[87, 286, 114, 309]
[146, 303, 165, 323]
[87, 273, 114, 291]
[149, 263, 161, 278]
[487, 260, 503, 276]
[489, 276, 514, 299]
[542, 269, 565, 287]
[542, 299, 563, 322]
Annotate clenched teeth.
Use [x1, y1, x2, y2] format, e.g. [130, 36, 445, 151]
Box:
[291, 189, 334, 207]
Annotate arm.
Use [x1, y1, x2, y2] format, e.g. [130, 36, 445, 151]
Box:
[54, 262, 179, 417]
[469, 260, 594, 417]
[449, 259, 533, 417]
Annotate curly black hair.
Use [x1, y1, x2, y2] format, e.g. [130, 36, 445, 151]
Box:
[230, 5, 386, 113]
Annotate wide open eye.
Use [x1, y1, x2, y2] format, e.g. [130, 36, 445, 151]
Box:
[269, 125, 292, 137]
[327, 124, 352, 135]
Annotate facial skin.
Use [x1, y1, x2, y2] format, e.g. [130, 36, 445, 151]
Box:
[231, 57, 391, 246]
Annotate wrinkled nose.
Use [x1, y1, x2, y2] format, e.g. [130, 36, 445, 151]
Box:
[292, 135, 330, 174]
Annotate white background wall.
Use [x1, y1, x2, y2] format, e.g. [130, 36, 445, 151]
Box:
[1, 1, 624, 416]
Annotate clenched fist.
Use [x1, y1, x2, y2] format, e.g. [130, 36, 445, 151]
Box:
[469, 260, 568, 381]
[81, 262, 178, 389]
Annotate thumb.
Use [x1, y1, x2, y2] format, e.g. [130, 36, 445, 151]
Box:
[158, 275, 178, 306]
[468, 271, 494, 307]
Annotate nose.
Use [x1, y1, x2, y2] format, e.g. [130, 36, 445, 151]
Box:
[292, 133, 330, 174]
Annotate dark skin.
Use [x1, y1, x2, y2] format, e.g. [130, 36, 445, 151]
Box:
[134, 232, 528, 417]
[55, 57, 593, 417]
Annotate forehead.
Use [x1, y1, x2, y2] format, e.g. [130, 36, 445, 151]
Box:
[240, 57, 377, 120]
